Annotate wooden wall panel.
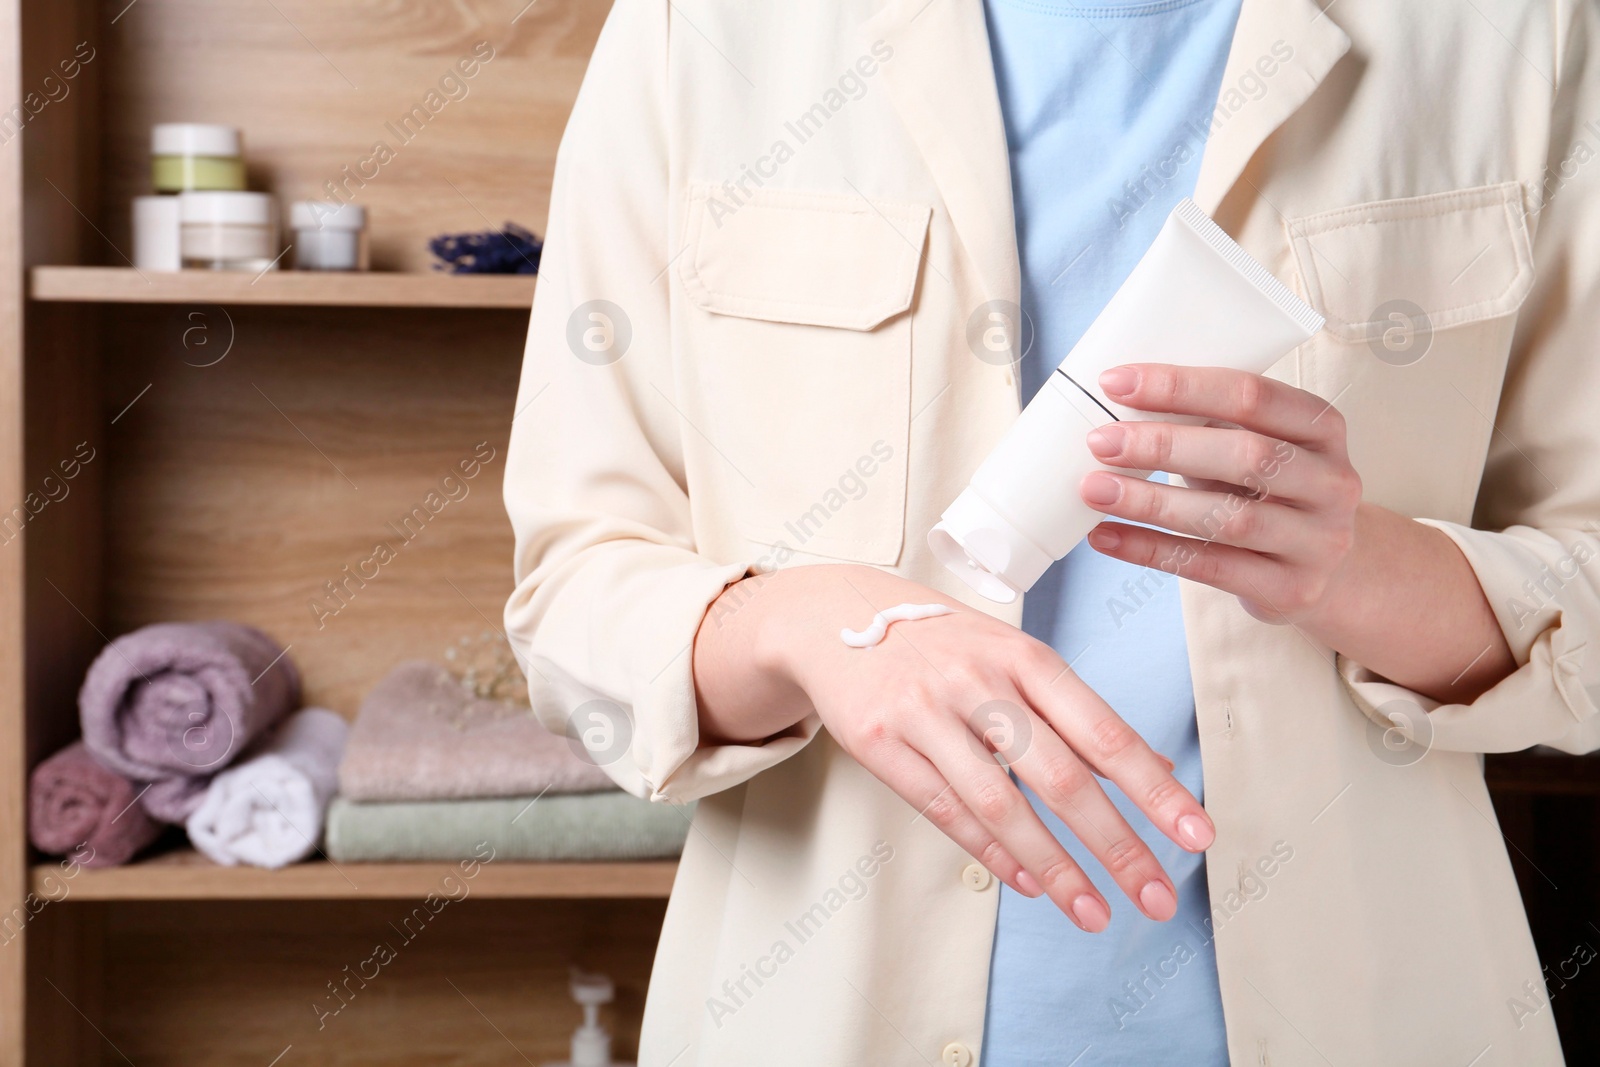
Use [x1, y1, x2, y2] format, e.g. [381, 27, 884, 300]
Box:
[97, 0, 610, 272]
[16, 2, 105, 1065]
[98, 303, 528, 716]
[96, 898, 662, 1066]
[22, 903, 103, 1067]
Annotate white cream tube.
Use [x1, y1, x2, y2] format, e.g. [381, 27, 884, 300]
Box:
[929, 199, 1325, 604]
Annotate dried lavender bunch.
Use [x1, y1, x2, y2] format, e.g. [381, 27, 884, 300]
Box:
[428, 223, 542, 274]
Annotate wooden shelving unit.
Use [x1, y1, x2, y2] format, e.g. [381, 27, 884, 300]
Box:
[30, 266, 538, 308]
[1, 2, 640, 1064]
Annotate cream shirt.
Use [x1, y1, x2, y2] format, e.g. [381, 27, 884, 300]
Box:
[504, 0, 1600, 1063]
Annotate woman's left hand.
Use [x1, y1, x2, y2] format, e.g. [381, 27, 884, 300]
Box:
[1080, 363, 1364, 625]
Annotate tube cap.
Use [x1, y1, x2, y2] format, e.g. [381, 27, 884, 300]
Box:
[928, 489, 1054, 604]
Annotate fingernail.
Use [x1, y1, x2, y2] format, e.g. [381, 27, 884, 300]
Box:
[1016, 870, 1044, 897]
[1139, 881, 1177, 921]
[1178, 814, 1215, 851]
[1100, 367, 1139, 396]
[1087, 525, 1122, 551]
[1157, 752, 1177, 772]
[1086, 423, 1125, 457]
[1071, 894, 1111, 933]
[1081, 472, 1121, 506]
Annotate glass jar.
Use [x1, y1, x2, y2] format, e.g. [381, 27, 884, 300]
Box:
[290, 201, 369, 271]
[151, 124, 245, 193]
[179, 191, 279, 271]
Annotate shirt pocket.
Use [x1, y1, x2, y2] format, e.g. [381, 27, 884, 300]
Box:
[1284, 180, 1534, 347]
[677, 183, 930, 566]
[1282, 181, 1536, 520]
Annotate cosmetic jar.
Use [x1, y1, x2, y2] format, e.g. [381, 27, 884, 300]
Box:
[132, 195, 181, 272]
[179, 191, 280, 271]
[290, 202, 369, 271]
[151, 124, 246, 193]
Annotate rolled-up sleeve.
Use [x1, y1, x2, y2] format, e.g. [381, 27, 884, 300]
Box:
[1339, 0, 1600, 756]
[502, 0, 820, 803]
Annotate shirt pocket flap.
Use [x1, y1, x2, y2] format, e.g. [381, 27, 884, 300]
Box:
[679, 184, 930, 331]
[1285, 181, 1534, 343]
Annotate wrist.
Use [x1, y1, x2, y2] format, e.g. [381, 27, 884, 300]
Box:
[743, 568, 809, 690]
[1295, 504, 1411, 643]
[743, 563, 890, 693]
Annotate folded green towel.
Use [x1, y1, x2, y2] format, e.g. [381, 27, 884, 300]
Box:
[323, 792, 693, 863]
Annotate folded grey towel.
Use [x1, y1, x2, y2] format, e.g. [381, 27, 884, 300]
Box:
[323, 792, 693, 863]
[79, 621, 300, 822]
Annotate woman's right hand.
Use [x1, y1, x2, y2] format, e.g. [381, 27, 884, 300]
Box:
[692, 562, 1215, 933]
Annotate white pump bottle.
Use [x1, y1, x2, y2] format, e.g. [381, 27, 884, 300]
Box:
[543, 971, 634, 1067]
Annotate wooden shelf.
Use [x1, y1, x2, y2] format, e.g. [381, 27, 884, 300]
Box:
[35, 850, 676, 901]
[28, 265, 537, 309]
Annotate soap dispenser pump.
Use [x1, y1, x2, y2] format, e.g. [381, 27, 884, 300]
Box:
[544, 970, 634, 1067]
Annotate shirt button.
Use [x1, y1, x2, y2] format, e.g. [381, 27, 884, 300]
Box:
[961, 863, 992, 891]
[941, 1041, 974, 1067]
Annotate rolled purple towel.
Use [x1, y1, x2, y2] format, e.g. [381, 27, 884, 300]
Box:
[79, 621, 300, 822]
[28, 741, 163, 867]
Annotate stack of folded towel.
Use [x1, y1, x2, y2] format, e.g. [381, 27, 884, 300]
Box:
[326, 660, 690, 863]
[30, 633, 685, 869]
[28, 621, 347, 869]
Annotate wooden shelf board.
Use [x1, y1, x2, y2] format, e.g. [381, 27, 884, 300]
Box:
[29, 265, 537, 309]
[35, 850, 676, 901]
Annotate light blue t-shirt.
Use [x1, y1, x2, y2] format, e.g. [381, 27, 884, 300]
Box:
[979, 0, 1243, 1064]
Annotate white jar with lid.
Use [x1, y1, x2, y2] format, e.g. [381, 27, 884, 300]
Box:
[290, 201, 368, 271]
[179, 191, 280, 271]
[152, 124, 246, 193]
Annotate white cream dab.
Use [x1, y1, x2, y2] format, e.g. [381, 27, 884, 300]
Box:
[840, 603, 957, 648]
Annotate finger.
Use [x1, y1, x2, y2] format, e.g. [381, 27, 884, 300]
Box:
[1100, 364, 1348, 453]
[1006, 714, 1181, 920]
[871, 738, 1039, 899]
[1080, 469, 1321, 557]
[1086, 422, 1318, 504]
[916, 717, 1113, 932]
[1014, 652, 1215, 861]
[1086, 521, 1325, 618]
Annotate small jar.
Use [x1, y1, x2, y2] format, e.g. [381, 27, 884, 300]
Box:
[132, 195, 181, 272]
[290, 202, 369, 271]
[151, 124, 246, 193]
[179, 191, 279, 271]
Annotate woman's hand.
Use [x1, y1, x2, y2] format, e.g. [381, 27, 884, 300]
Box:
[1079, 362, 1515, 703]
[693, 563, 1216, 933]
[1081, 364, 1363, 623]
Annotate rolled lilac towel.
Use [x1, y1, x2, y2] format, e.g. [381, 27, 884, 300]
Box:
[79, 621, 300, 822]
[186, 708, 348, 869]
[338, 660, 616, 802]
[28, 741, 163, 867]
